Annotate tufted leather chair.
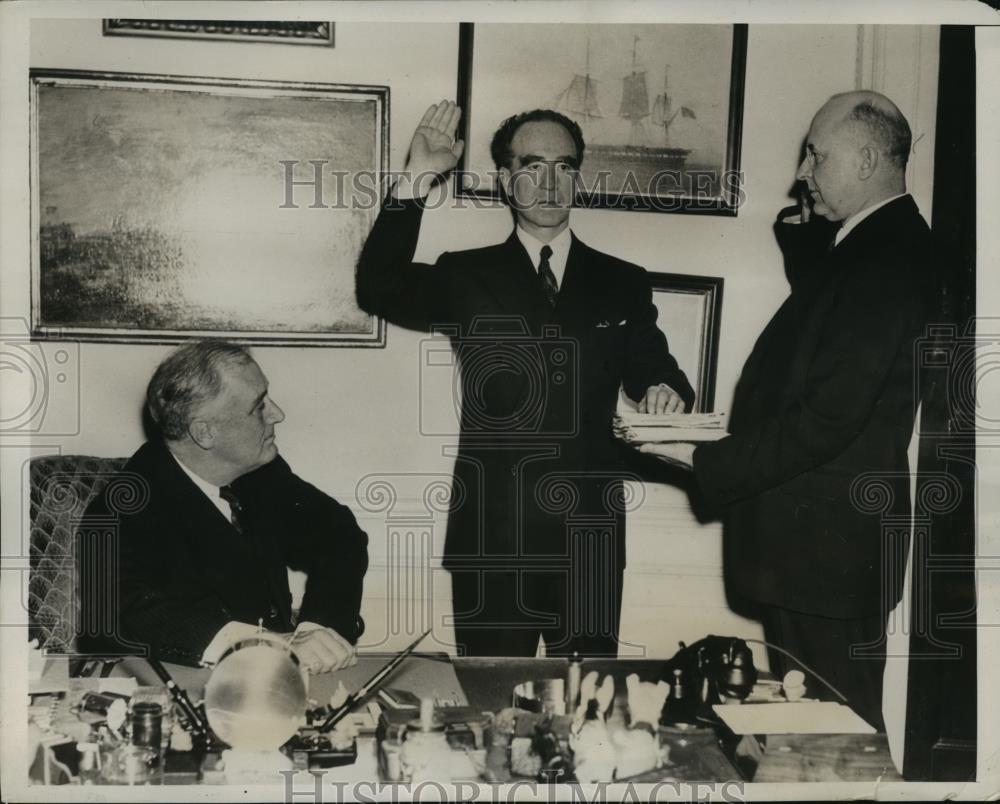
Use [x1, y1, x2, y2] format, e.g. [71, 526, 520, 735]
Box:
[29, 455, 127, 653]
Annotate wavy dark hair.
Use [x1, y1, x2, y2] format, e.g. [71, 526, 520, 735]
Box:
[489, 109, 586, 171]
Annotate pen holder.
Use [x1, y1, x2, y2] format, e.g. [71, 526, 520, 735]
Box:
[512, 679, 567, 716]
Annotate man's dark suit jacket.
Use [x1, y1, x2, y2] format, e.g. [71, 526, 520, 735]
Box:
[693, 195, 935, 619]
[357, 198, 694, 572]
[77, 440, 368, 665]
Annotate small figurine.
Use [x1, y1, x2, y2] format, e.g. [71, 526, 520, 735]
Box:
[569, 674, 616, 783]
[580, 674, 664, 779]
[625, 673, 669, 727]
[782, 670, 807, 702]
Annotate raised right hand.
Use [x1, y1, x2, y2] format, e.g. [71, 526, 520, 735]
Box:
[395, 100, 465, 199]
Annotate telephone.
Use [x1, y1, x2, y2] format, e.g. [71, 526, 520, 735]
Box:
[659, 635, 758, 726]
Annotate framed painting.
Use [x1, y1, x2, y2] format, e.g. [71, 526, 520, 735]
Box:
[103, 19, 335, 47]
[648, 273, 724, 413]
[30, 69, 386, 346]
[456, 23, 747, 215]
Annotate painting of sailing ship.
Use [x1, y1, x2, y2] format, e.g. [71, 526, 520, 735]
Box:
[457, 23, 746, 214]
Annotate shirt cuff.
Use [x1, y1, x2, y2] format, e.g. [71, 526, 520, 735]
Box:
[294, 621, 325, 636]
[200, 621, 263, 666]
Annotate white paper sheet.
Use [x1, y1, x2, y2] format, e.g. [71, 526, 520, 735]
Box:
[712, 702, 877, 735]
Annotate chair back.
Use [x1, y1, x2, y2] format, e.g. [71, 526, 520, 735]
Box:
[29, 455, 128, 653]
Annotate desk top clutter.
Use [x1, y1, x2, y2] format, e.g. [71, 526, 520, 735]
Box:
[28, 634, 901, 787]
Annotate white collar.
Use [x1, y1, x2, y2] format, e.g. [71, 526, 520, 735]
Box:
[516, 226, 572, 288]
[834, 193, 908, 247]
[170, 450, 230, 517]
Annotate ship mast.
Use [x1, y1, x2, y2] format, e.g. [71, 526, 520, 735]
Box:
[652, 64, 674, 146]
[554, 34, 603, 127]
[619, 35, 650, 147]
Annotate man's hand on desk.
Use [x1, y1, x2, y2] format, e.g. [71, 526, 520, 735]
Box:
[287, 623, 357, 674]
[637, 383, 685, 415]
[638, 441, 697, 470]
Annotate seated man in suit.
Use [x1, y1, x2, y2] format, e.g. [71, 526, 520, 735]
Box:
[77, 341, 369, 673]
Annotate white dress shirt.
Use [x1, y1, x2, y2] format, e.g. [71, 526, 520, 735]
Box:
[516, 225, 572, 289]
[834, 193, 908, 247]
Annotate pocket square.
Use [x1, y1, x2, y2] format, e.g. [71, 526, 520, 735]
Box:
[596, 321, 610, 328]
[595, 319, 628, 328]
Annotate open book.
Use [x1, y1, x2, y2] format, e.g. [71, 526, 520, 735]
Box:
[613, 411, 728, 443]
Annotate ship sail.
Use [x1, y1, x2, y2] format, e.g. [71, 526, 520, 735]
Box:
[619, 72, 650, 122]
[649, 65, 695, 147]
[652, 65, 672, 129]
[651, 92, 671, 125]
[555, 74, 603, 119]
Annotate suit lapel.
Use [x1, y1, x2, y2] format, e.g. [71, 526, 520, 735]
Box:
[151, 446, 283, 617]
[484, 231, 594, 327]
[552, 234, 594, 328]
[478, 233, 554, 325]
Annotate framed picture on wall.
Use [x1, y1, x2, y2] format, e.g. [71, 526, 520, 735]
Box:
[456, 23, 747, 215]
[647, 272, 724, 413]
[103, 19, 336, 47]
[30, 69, 386, 346]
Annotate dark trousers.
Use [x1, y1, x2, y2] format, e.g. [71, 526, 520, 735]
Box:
[762, 606, 888, 731]
[450, 565, 625, 658]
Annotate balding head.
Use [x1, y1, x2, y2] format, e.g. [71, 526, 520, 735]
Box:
[825, 91, 912, 169]
[796, 91, 911, 221]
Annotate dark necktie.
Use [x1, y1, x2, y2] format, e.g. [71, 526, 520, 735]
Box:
[537, 244, 558, 307]
[219, 485, 244, 534]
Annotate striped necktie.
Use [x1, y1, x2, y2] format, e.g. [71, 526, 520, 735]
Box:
[537, 244, 558, 307]
[219, 485, 243, 534]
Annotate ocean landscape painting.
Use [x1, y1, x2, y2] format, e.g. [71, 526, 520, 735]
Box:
[31, 71, 386, 344]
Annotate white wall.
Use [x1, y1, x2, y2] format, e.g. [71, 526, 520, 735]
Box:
[11, 20, 939, 661]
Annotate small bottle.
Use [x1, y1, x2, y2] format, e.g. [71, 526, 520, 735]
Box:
[130, 702, 163, 751]
[419, 697, 435, 733]
[76, 742, 101, 784]
[566, 653, 582, 712]
[661, 668, 694, 725]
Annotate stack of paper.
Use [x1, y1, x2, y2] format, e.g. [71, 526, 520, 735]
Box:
[613, 411, 728, 443]
[712, 702, 876, 735]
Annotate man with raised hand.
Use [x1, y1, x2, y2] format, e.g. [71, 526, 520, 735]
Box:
[357, 100, 693, 657]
